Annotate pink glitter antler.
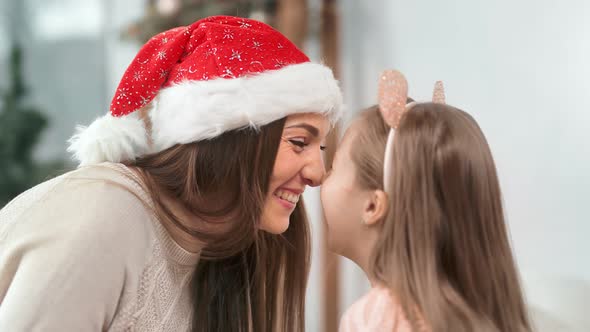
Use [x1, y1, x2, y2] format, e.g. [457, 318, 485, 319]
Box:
[432, 80, 446, 104]
[378, 70, 408, 129]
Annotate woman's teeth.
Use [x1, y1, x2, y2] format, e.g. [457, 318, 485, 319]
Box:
[274, 189, 300, 204]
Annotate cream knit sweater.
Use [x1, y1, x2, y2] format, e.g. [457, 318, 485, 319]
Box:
[0, 163, 200, 331]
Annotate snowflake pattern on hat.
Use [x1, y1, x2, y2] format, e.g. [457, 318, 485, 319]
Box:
[111, 16, 309, 117]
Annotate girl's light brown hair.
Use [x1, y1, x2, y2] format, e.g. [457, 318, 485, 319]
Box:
[351, 103, 532, 332]
[128, 118, 310, 332]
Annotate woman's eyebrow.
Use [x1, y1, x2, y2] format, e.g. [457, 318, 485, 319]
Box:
[285, 123, 319, 137]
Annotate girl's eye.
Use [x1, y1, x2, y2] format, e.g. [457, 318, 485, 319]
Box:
[320, 145, 327, 151]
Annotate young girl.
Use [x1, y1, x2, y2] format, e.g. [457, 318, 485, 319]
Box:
[321, 70, 532, 332]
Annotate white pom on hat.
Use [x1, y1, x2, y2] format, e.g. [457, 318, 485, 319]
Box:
[68, 112, 149, 166]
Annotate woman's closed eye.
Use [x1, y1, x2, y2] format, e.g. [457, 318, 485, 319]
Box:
[289, 139, 307, 149]
[285, 138, 327, 152]
[283, 137, 307, 152]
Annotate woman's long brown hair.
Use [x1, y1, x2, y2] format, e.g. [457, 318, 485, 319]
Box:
[351, 104, 532, 332]
[129, 117, 310, 332]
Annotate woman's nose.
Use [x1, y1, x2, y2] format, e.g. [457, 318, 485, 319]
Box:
[301, 151, 326, 187]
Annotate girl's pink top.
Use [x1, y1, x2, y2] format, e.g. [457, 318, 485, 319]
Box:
[339, 286, 417, 332]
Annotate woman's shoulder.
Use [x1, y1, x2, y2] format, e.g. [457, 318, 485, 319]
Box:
[0, 162, 155, 249]
[11, 162, 149, 208]
[340, 286, 412, 332]
[0, 165, 169, 331]
[65, 162, 148, 195]
[62, 162, 153, 221]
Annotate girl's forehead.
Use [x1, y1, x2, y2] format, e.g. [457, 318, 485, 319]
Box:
[340, 121, 360, 144]
[334, 126, 357, 161]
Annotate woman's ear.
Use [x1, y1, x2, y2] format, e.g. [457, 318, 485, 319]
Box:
[361, 190, 389, 226]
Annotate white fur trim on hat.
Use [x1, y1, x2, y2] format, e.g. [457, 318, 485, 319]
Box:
[68, 62, 342, 166]
[150, 62, 342, 151]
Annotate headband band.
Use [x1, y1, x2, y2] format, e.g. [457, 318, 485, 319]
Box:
[377, 70, 446, 192]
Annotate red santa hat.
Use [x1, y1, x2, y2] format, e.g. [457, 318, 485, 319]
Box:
[68, 15, 343, 166]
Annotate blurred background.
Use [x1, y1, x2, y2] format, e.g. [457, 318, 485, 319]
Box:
[0, 0, 588, 331]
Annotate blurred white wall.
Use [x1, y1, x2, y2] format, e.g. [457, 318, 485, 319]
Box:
[339, 0, 590, 331]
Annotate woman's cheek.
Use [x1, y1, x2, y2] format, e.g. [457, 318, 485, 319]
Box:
[273, 144, 300, 177]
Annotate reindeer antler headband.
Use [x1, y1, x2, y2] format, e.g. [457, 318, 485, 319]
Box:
[377, 70, 446, 192]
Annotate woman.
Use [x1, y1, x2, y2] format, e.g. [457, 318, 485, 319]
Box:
[0, 16, 342, 331]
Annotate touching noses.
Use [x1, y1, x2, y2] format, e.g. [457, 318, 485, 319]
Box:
[300, 149, 326, 187]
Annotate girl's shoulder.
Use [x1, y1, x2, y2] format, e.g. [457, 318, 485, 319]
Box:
[339, 286, 413, 332]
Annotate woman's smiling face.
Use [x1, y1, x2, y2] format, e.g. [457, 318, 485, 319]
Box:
[260, 113, 330, 234]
